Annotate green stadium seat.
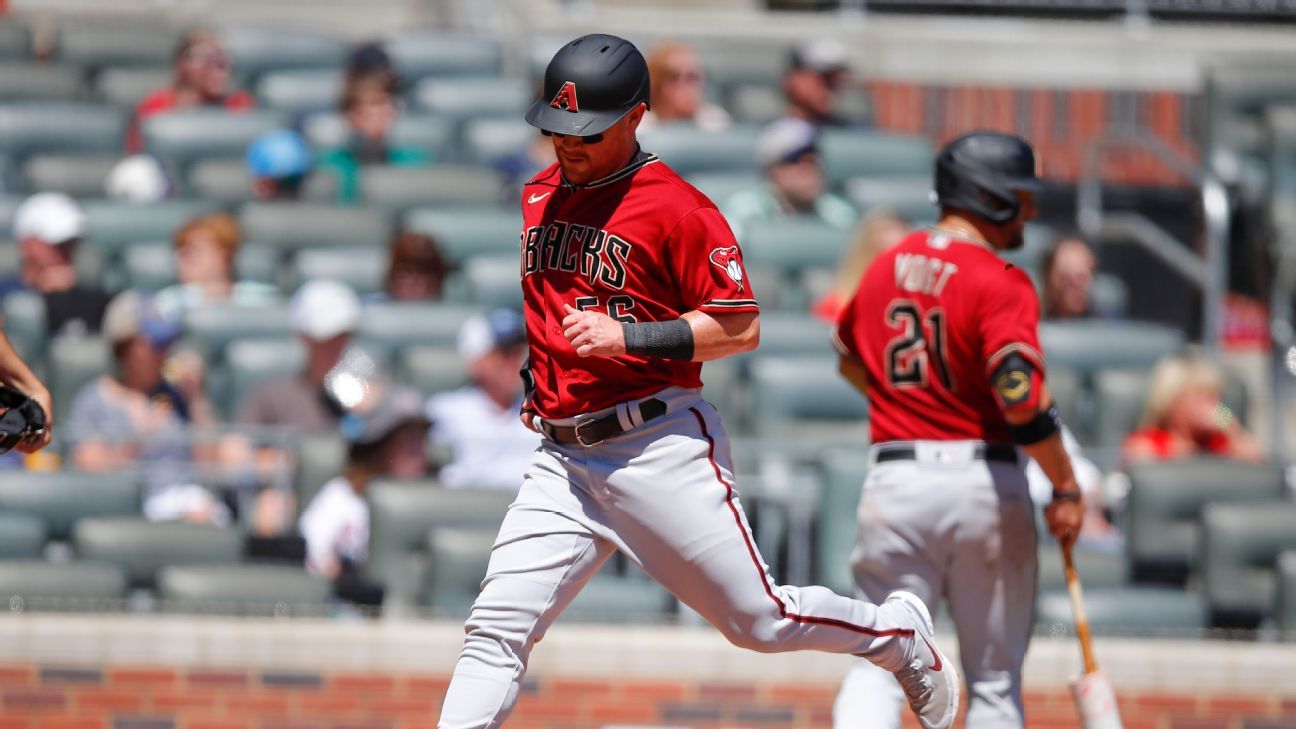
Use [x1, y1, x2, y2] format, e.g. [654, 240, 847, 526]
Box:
[1277, 551, 1296, 635]
[226, 338, 307, 421]
[1, 290, 45, 364]
[700, 356, 743, 427]
[411, 77, 531, 121]
[221, 27, 346, 80]
[639, 124, 762, 176]
[121, 241, 176, 291]
[748, 356, 870, 441]
[0, 470, 138, 540]
[142, 109, 291, 175]
[56, 25, 175, 70]
[182, 303, 294, 363]
[0, 103, 126, 161]
[287, 247, 387, 296]
[157, 564, 331, 616]
[461, 118, 536, 165]
[0, 560, 129, 606]
[383, 31, 503, 80]
[742, 218, 851, 271]
[239, 201, 393, 252]
[403, 207, 521, 264]
[395, 345, 469, 398]
[1039, 320, 1185, 376]
[1036, 543, 1128, 592]
[21, 153, 120, 198]
[696, 41, 788, 92]
[819, 130, 933, 187]
[817, 448, 869, 595]
[421, 526, 496, 615]
[686, 172, 763, 207]
[1125, 458, 1285, 585]
[1091, 368, 1148, 450]
[749, 312, 836, 358]
[454, 256, 523, 308]
[82, 199, 221, 259]
[0, 513, 47, 559]
[0, 63, 84, 101]
[1090, 273, 1130, 319]
[1047, 365, 1083, 436]
[726, 83, 784, 125]
[73, 517, 243, 588]
[47, 334, 111, 429]
[1034, 586, 1206, 636]
[1200, 501, 1296, 628]
[0, 24, 30, 59]
[563, 572, 676, 624]
[843, 176, 938, 224]
[93, 66, 171, 108]
[359, 165, 504, 211]
[293, 431, 348, 519]
[255, 69, 341, 114]
[188, 157, 340, 204]
[356, 301, 484, 354]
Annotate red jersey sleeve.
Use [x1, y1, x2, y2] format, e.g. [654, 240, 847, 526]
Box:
[668, 206, 759, 315]
[978, 267, 1045, 374]
[832, 284, 865, 361]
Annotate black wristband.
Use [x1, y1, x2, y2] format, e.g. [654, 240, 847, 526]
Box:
[1051, 489, 1082, 503]
[1008, 403, 1061, 445]
[622, 319, 695, 361]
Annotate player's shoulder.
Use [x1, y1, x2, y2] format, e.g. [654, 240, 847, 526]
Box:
[633, 154, 717, 211]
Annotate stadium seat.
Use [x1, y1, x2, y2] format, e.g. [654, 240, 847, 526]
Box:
[1, 290, 45, 364]
[1034, 586, 1206, 636]
[696, 40, 789, 93]
[742, 218, 851, 271]
[93, 66, 172, 108]
[816, 448, 868, 595]
[454, 256, 523, 308]
[0, 63, 84, 101]
[187, 157, 339, 204]
[747, 356, 870, 441]
[0, 103, 126, 161]
[142, 108, 291, 175]
[220, 27, 347, 80]
[0, 561, 129, 605]
[225, 338, 307, 421]
[1036, 543, 1128, 592]
[1090, 272, 1130, 319]
[292, 431, 348, 518]
[686, 171, 764, 207]
[0, 23, 29, 59]
[1125, 458, 1285, 585]
[726, 83, 784, 125]
[403, 207, 522, 263]
[286, 247, 387, 296]
[1047, 365, 1083, 434]
[1039, 320, 1185, 375]
[82, 199, 221, 259]
[843, 176, 938, 224]
[21, 153, 120, 198]
[819, 130, 934, 187]
[0, 513, 47, 559]
[0, 470, 138, 541]
[182, 303, 294, 362]
[121, 241, 177, 291]
[411, 76, 531, 121]
[359, 165, 504, 211]
[239, 201, 393, 252]
[302, 112, 454, 161]
[73, 517, 243, 588]
[461, 118, 536, 164]
[421, 526, 496, 615]
[1200, 501, 1296, 628]
[255, 69, 341, 115]
[157, 564, 331, 616]
[1278, 551, 1296, 635]
[55, 24, 176, 70]
[563, 572, 677, 624]
[639, 124, 762, 176]
[748, 312, 836, 358]
[356, 301, 486, 359]
[46, 334, 111, 429]
[365, 481, 513, 605]
[701, 354, 743, 426]
[382, 31, 503, 80]
[396, 345, 469, 398]
[1091, 368, 1148, 450]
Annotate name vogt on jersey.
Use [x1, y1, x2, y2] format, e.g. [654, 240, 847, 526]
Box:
[521, 221, 631, 290]
[894, 252, 958, 297]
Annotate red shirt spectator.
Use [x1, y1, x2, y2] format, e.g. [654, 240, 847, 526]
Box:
[1121, 356, 1263, 464]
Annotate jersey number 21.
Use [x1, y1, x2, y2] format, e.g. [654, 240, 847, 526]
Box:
[884, 300, 952, 389]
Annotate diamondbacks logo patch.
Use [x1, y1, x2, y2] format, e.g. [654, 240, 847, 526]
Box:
[709, 246, 745, 291]
[550, 81, 580, 112]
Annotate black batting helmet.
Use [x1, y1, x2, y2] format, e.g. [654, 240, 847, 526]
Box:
[525, 34, 650, 137]
[934, 132, 1043, 224]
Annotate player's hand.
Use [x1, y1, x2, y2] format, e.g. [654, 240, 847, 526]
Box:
[16, 386, 52, 453]
[520, 408, 540, 433]
[1045, 490, 1085, 550]
[562, 304, 625, 358]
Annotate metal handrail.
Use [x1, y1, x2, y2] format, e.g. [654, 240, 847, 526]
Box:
[1075, 128, 1231, 357]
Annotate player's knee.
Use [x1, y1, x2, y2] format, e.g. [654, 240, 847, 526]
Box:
[717, 610, 785, 653]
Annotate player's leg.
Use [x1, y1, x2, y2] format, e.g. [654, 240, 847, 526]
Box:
[833, 461, 948, 729]
[944, 461, 1037, 729]
[438, 448, 616, 729]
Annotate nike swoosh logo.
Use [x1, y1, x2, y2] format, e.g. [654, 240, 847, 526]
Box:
[528, 192, 551, 204]
[921, 634, 942, 671]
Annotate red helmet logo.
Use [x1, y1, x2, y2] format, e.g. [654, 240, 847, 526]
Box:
[550, 81, 580, 113]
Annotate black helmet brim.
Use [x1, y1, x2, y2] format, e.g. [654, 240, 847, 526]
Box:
[524, 97, 638, 137]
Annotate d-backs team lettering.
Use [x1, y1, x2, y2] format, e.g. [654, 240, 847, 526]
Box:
[521, 221, 631, 290]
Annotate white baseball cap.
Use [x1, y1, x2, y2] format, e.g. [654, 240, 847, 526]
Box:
[458, 308, 527, 362]
[13, 192, 85, 244]
[291, 279, 362, 341]
[757, 118, 820, 168]
[105, 155, 170, 202]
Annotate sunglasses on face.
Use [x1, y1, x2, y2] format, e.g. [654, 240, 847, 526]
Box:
[541, 129, 605, 144]
[665, 69, 703, 84]
[182, 49, 231, 69]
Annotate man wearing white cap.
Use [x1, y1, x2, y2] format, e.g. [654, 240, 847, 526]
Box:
[425, 308, 539, 491]
[237, 279, 368, 432]
[10, 192, 111, 337]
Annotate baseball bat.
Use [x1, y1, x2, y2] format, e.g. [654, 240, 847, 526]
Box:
[1062, 545, 1124, 729]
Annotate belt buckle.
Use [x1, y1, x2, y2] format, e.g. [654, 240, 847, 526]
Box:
[573, 414, 605, 447]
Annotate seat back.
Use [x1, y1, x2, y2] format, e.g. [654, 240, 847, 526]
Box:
[157, 564, 331, 616]
[56, 25, 175, 69]
[454, 256, 523, 308]
[0, 103, 126, 160]
[356, 302, 484, 354]
[359, 165, 503, 211]
[182, 304, 294, 363]
[639, 124, 762, 176]
[1200, 501, 1296, 626]
[142, 109, 291, 175]
[422, 527, 497, 615]
[73, 517, 244, 588]
[742, 218, 850, 272]
[461, 118, 535, 164]
[287, 247, 387, 296]
[1277, 551, 1296, 634]
[47, 334, 111, 428]
[188, 157, 339, 204]
[226, 338, 307, 421]
[748, 356, 870, 441]
[383, 32, 503, 80]
[0, 513, 47, 558]
[94, 66, 171, 108]
[221, 27, 347, 79]
[0, 63, 84, 102]
[412, 77, 531, 121]
[22, 153, 121, 198]
[816, 448, 868, 595]
[255, 69, 341, 114]
[82, 199, 221, 258]
[1034, 586, 1205, 636]
[0, 560, 129, 606]
[819, 130, 933, 187]
[293, 432, 348, 519]
[1039, 320, 1185, 375]
[239, 201, 393, 252]
[403, 207, 521, 264]
[396, 345, 469, 398]
[0, 470, 138, 541]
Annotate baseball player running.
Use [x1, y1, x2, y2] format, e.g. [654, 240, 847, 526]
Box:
[831, 132, 1086, 728]
[438, 34, 957, 729]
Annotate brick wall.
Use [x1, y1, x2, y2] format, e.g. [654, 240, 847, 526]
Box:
[0, 662, 1292, 729]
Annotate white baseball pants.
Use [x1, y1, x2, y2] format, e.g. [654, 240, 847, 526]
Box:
[833, 442, 1038, 729]
[439, 387, 918, 729]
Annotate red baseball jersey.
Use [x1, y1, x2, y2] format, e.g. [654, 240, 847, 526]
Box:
[834, 229, 1045, 444]
[519, 151, 758, 419]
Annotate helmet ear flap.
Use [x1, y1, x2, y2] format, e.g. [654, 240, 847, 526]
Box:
[934, 155, 1021, 224]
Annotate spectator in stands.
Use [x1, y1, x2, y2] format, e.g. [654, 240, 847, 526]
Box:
[247, 129, 314, 201]
[426, 309, 539, 491]
[7, 193, 111, 337]
[639, 41, 730, 133]
[495, 131, 557, 203]
[105, 155, 173, 202]
[782, 38, 850, 127]
[813, 207, 910, 322]
[127, 29, 253, 152]
[300, 384, 430, 579]
[721, 118, 855, 239]
[1043, 235, 1099, 319]
[1123, 356, 1264, 463]
[155, 213, 279, 314]
[346, 41, 399, 84]
[318, 70, 429, 204]
[237, 280, 365, 432]
[69, 290, 227, 524]
[382, 231, 450, 302]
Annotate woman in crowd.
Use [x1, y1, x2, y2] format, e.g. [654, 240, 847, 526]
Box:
[155, 213, 280, 313]
[128, 29, 253, 151]
[640, 42, 730, 132]
[383, 231, 451, 302]
[1123, 356, 1264, 463]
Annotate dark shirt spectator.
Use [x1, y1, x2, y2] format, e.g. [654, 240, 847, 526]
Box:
[383, 231, 450, 302]
[10, 193, 110, 337]
[318, 71, 429, 203]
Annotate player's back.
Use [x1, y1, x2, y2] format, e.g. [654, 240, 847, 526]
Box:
[837, 229, 1043, 444]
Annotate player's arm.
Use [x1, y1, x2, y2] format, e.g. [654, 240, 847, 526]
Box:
[561, 305, 758, 362]
[837, 352, 869, 397]
[0, 329, 52, 452]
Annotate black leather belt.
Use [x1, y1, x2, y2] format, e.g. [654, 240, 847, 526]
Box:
[540, 398, 668, 447]
[874, 442, 1019, 464]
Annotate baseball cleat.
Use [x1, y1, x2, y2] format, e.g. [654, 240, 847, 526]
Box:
[886, 590, 959, 729]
